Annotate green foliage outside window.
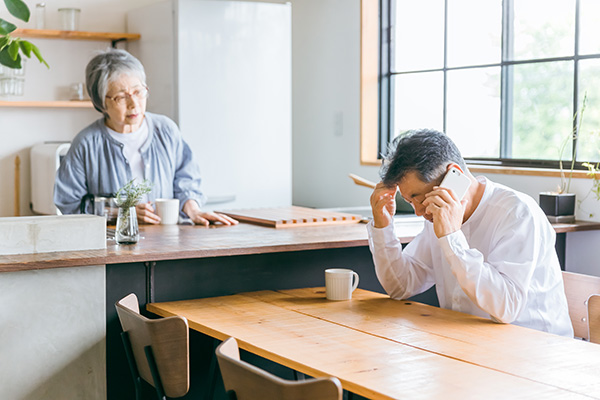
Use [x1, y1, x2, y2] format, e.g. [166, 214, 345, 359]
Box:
[389, 1, 600, 166]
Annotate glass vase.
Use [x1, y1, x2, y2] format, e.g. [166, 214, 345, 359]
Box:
[116, 206, 139, 244]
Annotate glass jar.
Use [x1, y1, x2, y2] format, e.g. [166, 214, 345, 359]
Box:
[58, 8, 81, 31]
[35, 3, 46, 29]
[13, 78, 24, 96]
[115, 206, 139, 244]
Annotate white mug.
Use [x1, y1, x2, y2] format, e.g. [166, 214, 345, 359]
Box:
[325, 268, 359, 301]
[155, 198, 180, 225]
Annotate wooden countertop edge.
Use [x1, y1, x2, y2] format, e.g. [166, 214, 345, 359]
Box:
[0, 239, 376, 273]
[552, 223, 600, 233]
[1, 219, 597, 273]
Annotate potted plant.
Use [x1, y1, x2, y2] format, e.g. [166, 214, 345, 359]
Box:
[582, 162, 600, 202]
[114, 179, 152, 244]
[0, 0, 48, 69]
[539, 96, 588, 223]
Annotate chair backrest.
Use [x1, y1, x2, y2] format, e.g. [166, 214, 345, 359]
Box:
[562, 271, 600, 340]
[587, 295, 600, 344]
[215, 337, 343, 400]
[115, 293, 190, 398]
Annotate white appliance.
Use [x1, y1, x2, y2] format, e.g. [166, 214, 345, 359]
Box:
[127, 0, 292, 210]
[30, 142, 70, 215]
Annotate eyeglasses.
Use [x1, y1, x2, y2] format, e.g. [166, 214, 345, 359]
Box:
[105, 86, 149, 106]
[399, 176, 444, 206]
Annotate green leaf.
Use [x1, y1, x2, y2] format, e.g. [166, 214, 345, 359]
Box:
[18, 39, 31, 57]
[0, 46, 21, 68]
[4, 0, 30, 22]
[7, 40, 18, 60]
[115, 179, 154, 209]
[0, 18, 17, 35]
[0, 35, 9, 52]
[30, 42, 48, 68]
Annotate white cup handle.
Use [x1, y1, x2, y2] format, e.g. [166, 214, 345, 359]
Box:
[351, 271, 359, 292]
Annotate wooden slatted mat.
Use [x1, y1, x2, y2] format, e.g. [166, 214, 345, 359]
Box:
[216, 206, 363, 228]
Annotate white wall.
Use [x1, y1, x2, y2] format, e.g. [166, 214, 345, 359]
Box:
[291, 0, 378, 209]
[1, 265, 106, 400]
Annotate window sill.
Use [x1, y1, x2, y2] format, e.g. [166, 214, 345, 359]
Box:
[469, 164, 596, 179]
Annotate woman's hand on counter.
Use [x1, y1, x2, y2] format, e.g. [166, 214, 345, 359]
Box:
[136, 202, 162, 225]
[183, 199, 239, 227]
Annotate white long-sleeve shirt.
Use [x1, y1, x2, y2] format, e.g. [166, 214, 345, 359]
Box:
[367, 177, 574, 337]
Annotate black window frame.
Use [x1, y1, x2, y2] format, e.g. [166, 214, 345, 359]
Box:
[379, 0, 599, 170]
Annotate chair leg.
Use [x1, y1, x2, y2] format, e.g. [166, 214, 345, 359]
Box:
[205, 337, 220, 400]
[145, 345, 167, 400]
[120, 331, 144, 400]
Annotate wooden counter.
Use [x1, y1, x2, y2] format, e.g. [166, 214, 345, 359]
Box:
[552, 219, 600, 233]
[2, 217, 599, 274]
[0, 218, 424, 273]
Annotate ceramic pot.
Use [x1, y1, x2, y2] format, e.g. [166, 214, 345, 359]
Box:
[539, 192, 576, 219]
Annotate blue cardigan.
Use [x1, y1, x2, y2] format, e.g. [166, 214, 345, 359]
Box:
[54, 112, 206, 215]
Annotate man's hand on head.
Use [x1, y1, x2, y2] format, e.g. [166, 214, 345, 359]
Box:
[370, 182, 398, 229]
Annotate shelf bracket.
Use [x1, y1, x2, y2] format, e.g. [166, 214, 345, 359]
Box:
[111, 38, 127, 48]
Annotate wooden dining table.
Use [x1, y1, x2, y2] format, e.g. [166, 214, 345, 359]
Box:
[147, 287, 600, 400]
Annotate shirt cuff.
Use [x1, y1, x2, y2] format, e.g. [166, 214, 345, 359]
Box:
[367, 220, 399, 245]
[438, 229, 469, 259]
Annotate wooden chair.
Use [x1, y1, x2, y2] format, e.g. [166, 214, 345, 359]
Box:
[587, 295, 600, 344]
[115, 293, 190, 400]
[215, 337, 343, 400]
[562, 271, 600, 341]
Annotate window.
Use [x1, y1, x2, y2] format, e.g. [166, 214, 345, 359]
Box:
[377, 0, 600, 169]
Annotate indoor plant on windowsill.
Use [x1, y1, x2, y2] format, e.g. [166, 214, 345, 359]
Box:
[114, 179, 152, 245]
[539, 96, 587, 223]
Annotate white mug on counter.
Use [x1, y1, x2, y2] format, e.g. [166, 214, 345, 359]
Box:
[155, 198, 180, 225]
[325, 268, 359, 301]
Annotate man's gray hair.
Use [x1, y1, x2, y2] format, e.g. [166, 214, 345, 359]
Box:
[380, 128, 467, 185]
[85, 48, 146, 116]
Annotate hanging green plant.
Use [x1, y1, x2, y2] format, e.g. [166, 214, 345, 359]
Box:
[0, 0, 48, 69]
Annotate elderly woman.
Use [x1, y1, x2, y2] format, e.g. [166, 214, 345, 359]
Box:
[54, 48, 237, 226]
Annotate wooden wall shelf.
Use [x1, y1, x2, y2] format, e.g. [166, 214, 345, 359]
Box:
[13, 28, 141, 42]
[0, 100, 93, 108]
[1, 29, 140, 107]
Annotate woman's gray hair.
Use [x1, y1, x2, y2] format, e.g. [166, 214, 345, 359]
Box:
[85, 48, 146, 116]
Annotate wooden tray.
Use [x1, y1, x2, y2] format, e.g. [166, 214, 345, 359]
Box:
[216, 206, 363, 228]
